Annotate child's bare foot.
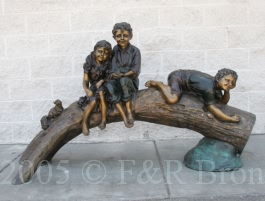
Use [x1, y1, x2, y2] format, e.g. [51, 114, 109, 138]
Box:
[125, 122, 134, 128]
[145, 80, 163, 88]
[123, 118, 134, 128]
[127, 113, 134, 124]
[98, 121, 106, 130]
[82, 123, 90, 136]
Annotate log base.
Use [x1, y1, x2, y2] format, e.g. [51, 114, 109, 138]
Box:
[183, 137, 243, 171]
[12, 89, 255, 185]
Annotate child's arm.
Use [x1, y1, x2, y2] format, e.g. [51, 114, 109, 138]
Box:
[120, 70, 135, 78]
[96, 79, 105, 89]
[83, 73, 93, 97]
[129, 48, 141, 79]
[206, 104, 240, 123]
[220, 90, 230, 104]
[109, 52, 121, 80]
[110, 73, 120, 80]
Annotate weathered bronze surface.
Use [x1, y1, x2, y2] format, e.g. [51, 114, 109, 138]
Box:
[81, 40, 112, 136]
[40, 99, 64, 130]
[145, 68, 248, 171]
[184, 137, 243, 171]
[13, 88, 255, 185]
[107, 22, 141, 128]
[12, 22, 256, 185]
[146, 69, 240, 123]
[81, 22, 141, 136]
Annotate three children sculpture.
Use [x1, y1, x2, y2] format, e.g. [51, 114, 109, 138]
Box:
[81, 22, 240, 136]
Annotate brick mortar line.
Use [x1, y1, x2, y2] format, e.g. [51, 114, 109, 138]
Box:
[2, 25, 265, 38]
[1, 3, 255, 15]
[153, 140, 171, 198]
[0, 98, 77, 102]
[0, 96, 265, 105]
[1, 0, 4, 14]
[0, 48, 260, 55]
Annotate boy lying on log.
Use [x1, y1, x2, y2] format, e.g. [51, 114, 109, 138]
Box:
[145, 68, 240, 123]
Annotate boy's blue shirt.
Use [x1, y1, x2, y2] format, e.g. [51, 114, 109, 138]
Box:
[111, 43, 141, 81]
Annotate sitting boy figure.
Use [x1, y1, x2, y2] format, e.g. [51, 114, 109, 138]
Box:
[107, 22, 141, 128]
[82, 40, 112, 136]
[145, 68, 240, 123]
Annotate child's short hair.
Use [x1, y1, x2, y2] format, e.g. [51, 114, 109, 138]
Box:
[112, 22, 133, 38]
[215, 68, 238, 82]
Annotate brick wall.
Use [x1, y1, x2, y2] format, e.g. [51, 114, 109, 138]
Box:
[0, 0, 264, 144]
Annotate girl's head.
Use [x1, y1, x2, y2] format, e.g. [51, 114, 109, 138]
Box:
[93, 40, 112, 63]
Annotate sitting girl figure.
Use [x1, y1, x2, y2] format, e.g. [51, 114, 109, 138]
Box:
[107, 22, 141, 128]
[82, 40, 112, 136]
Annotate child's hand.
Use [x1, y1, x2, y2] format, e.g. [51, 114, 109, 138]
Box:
[230, 115, 240, 123]
[96, 80, 104, 89]
[86, 89, 93, 97]
[118, 73, 124, 78]
[111, 73, 120, 79]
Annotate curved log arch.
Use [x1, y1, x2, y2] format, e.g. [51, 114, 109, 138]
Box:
[13, 88, 256, 185]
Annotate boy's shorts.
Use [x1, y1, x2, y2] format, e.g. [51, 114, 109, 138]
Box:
[167, 71, 186, 97]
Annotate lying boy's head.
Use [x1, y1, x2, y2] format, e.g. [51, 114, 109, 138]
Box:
[93, 40, 112, 62]
[215, 68, 238, 91]
[112, 22, 133, 39]
[215, 68, 238, 81]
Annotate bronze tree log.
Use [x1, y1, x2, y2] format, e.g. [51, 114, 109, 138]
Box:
[13, 88, 256, 185]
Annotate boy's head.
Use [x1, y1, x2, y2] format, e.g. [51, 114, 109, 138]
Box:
[112, 22, 133, 38]
[112, 22, 133, 49]
[93, 40, 112, 63]
[215, 68, 238, 91]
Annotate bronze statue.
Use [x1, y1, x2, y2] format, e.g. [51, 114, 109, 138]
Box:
[106, 22, 141, 128]
[12, 23, 256, 185]
[146, 69, 240, 123]
[81, 40, 112, 136]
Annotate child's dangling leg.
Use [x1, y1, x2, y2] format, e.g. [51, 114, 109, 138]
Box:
[125, 99, 134, 125]
[82, 99, 97, 136]
[98, 91, 107, 130]
[115, 102, 133, 128]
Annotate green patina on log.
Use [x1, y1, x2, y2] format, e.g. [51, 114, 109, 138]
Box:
[184, 137, 243, 171]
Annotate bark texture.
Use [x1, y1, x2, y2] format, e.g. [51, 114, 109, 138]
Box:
[13, 88, 256, 185]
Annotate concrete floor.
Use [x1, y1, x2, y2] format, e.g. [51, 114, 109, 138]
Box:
[0, 135, 265, 201]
